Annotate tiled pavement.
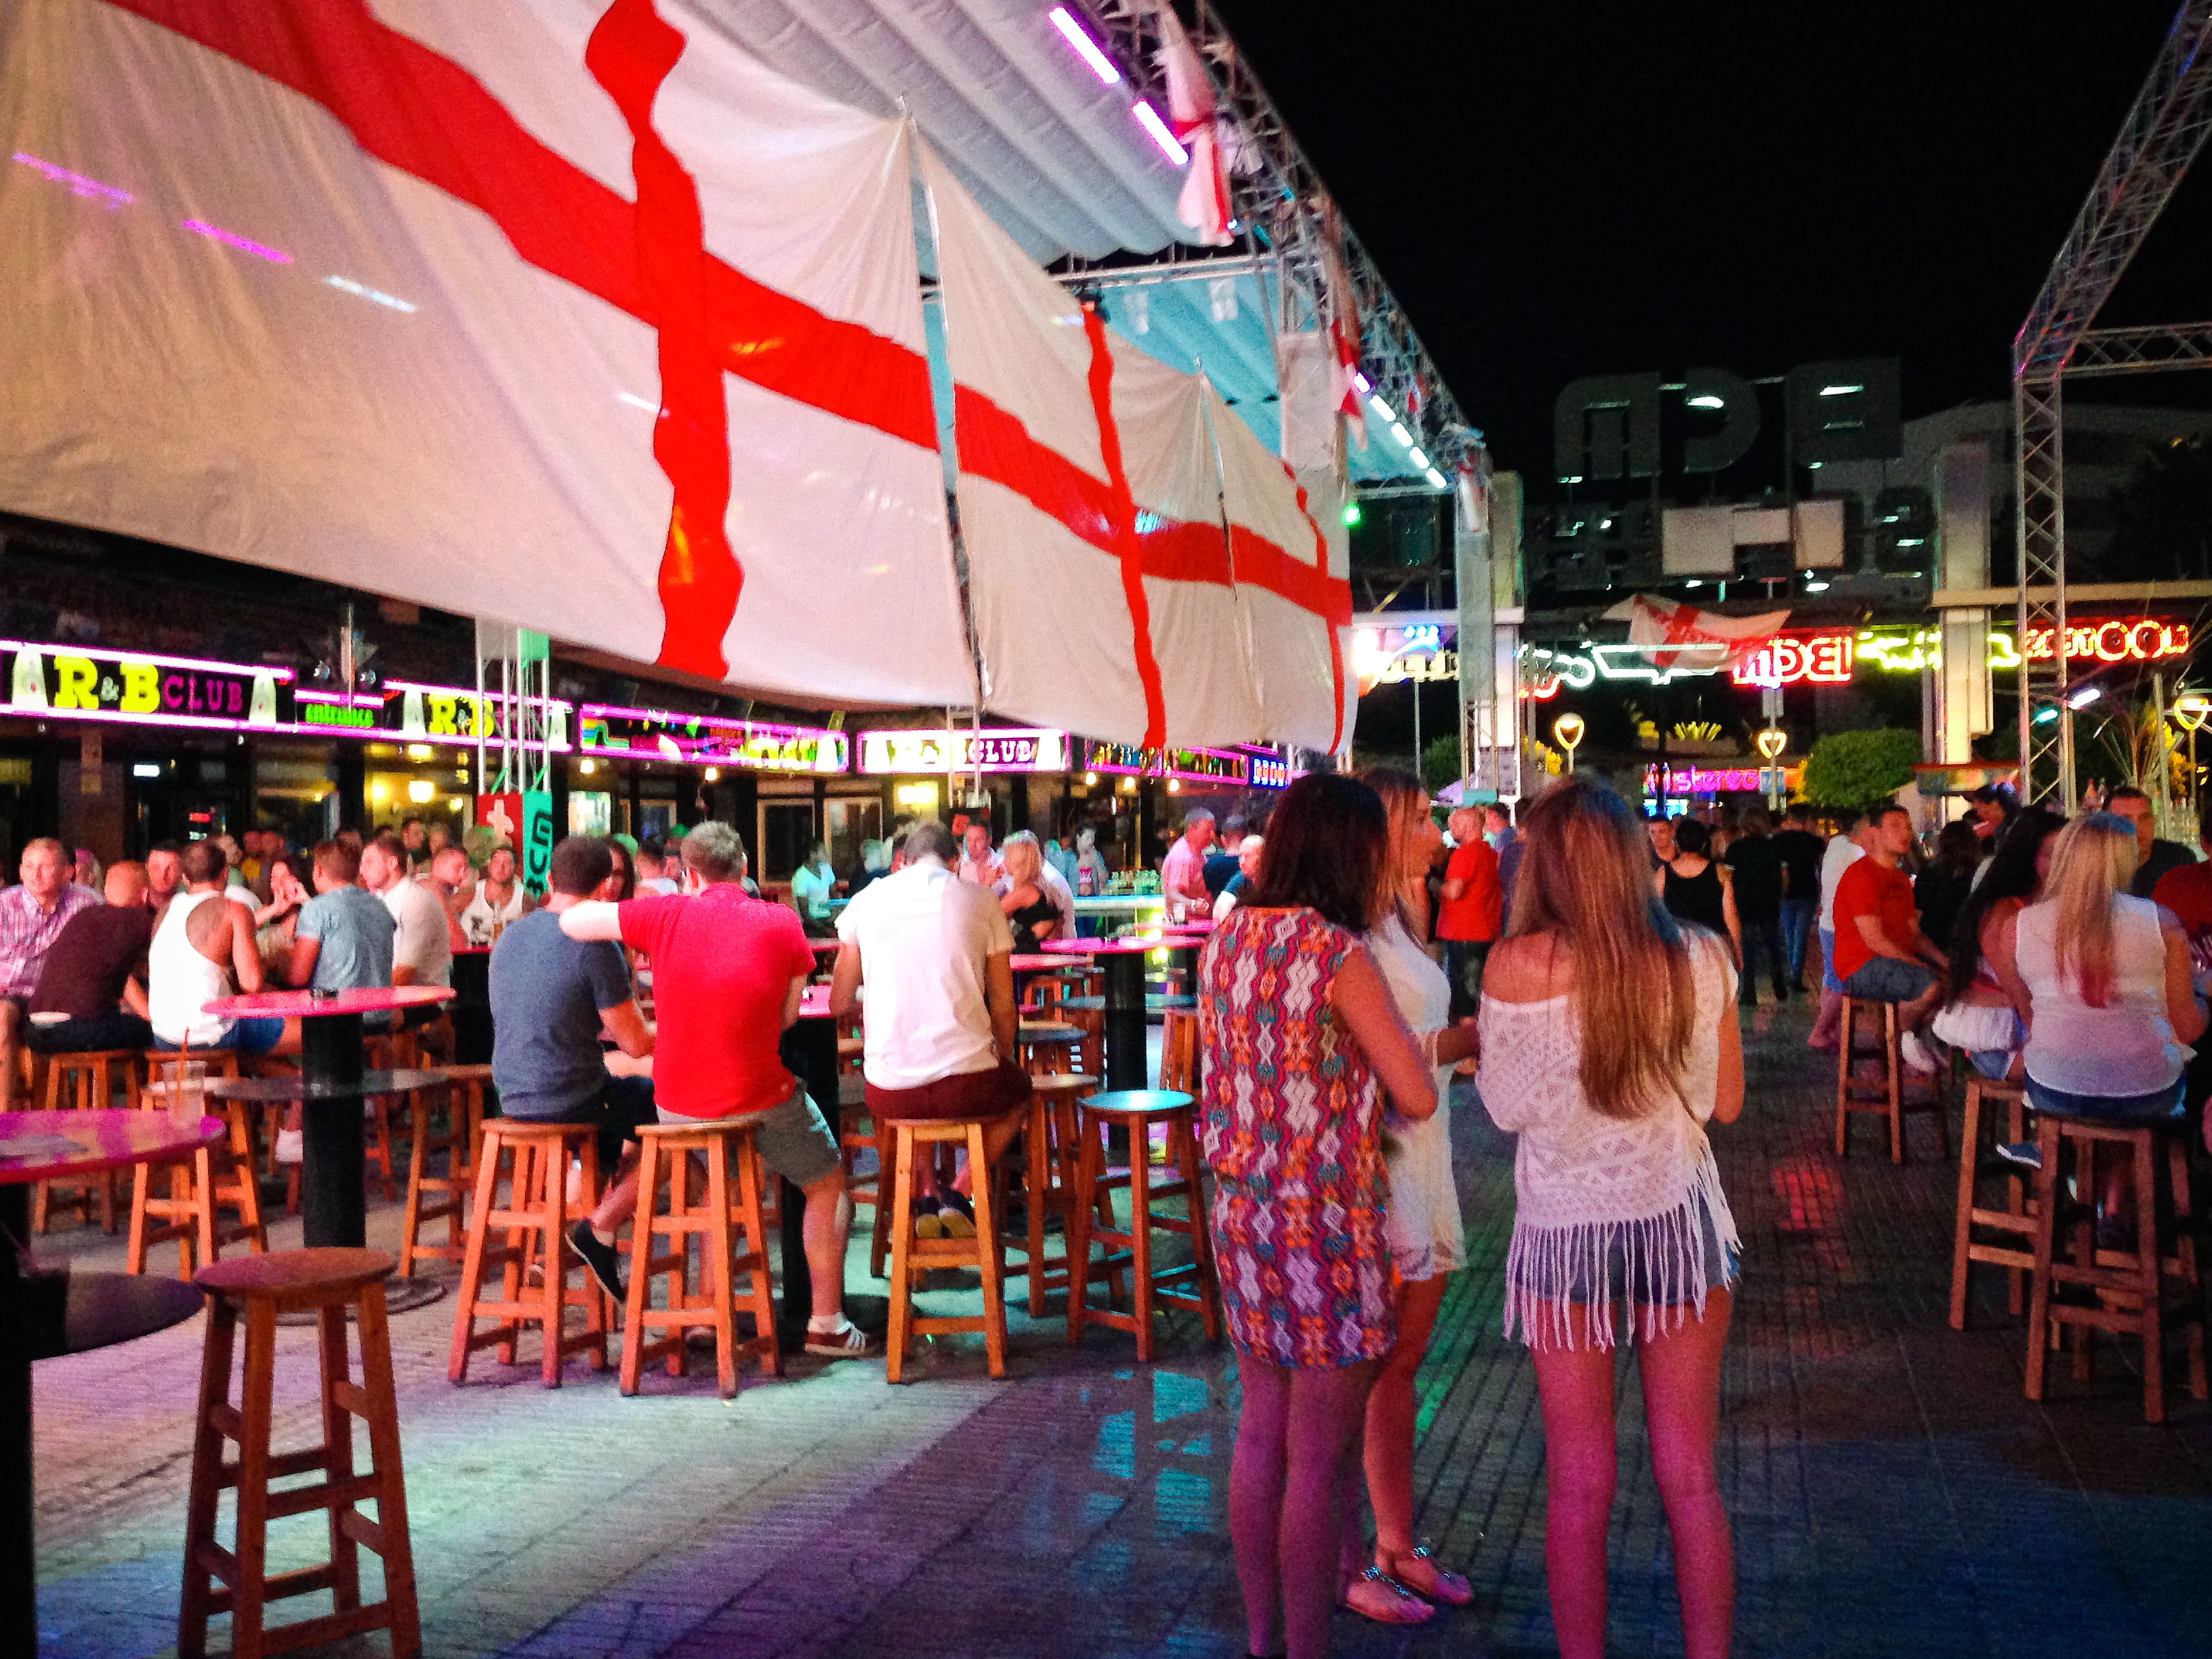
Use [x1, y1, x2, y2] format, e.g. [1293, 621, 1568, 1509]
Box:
[27, 1001, 2212, 1658]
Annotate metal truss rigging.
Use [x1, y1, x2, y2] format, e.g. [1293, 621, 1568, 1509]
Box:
[2012, 0, 2212, 805]
[1072, 0, 1475, 476]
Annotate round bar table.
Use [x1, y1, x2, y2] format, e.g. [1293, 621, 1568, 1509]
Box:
[775, 983, 888, 1349]
[1040, 937, 1165, 1091]
[202, 987, 455, 1251]
[1, 1107, 226, 1652]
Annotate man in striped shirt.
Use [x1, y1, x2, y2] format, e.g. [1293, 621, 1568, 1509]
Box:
[0, 837, 100, 1108]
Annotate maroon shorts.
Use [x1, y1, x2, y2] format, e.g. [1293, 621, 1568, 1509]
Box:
[865, 1057, 1032, 1123]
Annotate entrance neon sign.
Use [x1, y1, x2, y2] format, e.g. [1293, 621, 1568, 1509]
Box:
[1729, 619, 2192, 688]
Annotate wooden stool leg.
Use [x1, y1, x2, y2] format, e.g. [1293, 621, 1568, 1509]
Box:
[869, 1119, 894, 1282]
[1835, 1000, 1856, 1158]
[126, 1160, 154, 1275]
[2172, 1134, 2209, 1402]
[178, 1298, 237, 1659]
[232, 1300, 279, 1659]
[357, 1282, 422, 1658]
[886, 1125, 918, 1384]
[969, 1120, 1006, 1379]
[1885, 1005, 1905, 1165]
[1067, 1118, 1099, 1347]
[2024, 1118, 2061, 1401]
[707, 1142, 740, 1398]
[1177, 1114, 1224, 1342]
[1025, 1101, 1050, 1317]
[447, 1134, 506, 1383]
[399, 1103, 434, 1278]
[539, 1141, 568, 1387]
[319, 1303, 363, 1614]
[620, 1136, 661, 1396]
[2133, 1129, 2165, 1423]
[1948, 1083, 1982, 1330]
[1128, 1123, 1155, 1364]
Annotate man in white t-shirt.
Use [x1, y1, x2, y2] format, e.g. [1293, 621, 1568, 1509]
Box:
[363, 832, 453, 989]
[832, 819, 1029, 1233]
[1809, 810, 1877, 1051]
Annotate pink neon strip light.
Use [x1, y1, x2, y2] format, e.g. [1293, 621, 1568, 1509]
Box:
[181, 219, 293, 263]
[11, 151, 134, 209]
[1048, 7, 1121, 83]
[1131, 101, 1189, 165]
[0, 640, 295, 680]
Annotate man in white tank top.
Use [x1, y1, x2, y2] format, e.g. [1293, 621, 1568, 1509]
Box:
[148, 840, 300, 1059]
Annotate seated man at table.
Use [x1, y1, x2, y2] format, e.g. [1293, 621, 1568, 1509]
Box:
[560, 819, 874, 1358]
[491, 836, 655, 1299]
[148, 840, 297, 1058]
[833, 819, 1029, 1239]
[0, 836, 102, 1107]
[281, 838, 396, 997]
[24, 859, 157, 1057]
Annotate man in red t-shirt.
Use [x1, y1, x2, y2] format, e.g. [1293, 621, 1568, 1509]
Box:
[562, 820, 873, 1358]
[1832, 804, 1947, 1071]
[1433, 806, 1502, 1020]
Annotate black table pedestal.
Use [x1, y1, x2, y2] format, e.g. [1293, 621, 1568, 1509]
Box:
[1101, 952, 1149, 1092]
[299, 1011, 367, 1250]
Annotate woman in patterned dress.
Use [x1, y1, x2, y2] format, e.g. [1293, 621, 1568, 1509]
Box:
[1197, 774, 1441, 1659]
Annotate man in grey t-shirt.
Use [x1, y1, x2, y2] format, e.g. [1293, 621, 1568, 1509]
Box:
[284, 838, 396, 994]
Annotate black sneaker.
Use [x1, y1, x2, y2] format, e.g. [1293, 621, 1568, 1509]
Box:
[567, 1221, 624, 1300]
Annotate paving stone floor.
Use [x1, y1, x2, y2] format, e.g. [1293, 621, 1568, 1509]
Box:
[26, 999, 2212, 1658]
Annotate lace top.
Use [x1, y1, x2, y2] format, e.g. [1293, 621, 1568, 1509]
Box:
[1475, 937, 1740, 1346]
[2016, 893, 2189, 1097]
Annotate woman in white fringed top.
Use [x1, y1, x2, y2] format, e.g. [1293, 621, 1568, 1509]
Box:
[1475, 777, 1744, 1659]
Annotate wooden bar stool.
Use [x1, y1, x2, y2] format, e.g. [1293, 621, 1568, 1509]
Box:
[363, 1035, 424, 1204]
[1017, 1021, 1084, 1077]
[882, 1110, 1017, 1382]
[1055, 996, 1106, 1078]
[1835, 998, 1946, 1164]
[398, 1066, 492, 1278]
[2023, 1101, 2207, 1422]
[180, 1248, 419, 1659]
[447, 1120, 608, 1387]
[131, 1052, 262, 1279]
[29, 1048, 142, 1233]
[1067, 1089, 1223, 1361]
[620, 1118, 779, 1397]
[1006, 1072, 1102, 1315]
[1949, 1073, 2036, 1328]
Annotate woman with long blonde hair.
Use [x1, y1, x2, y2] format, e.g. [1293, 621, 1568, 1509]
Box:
[1475, 778, 1743, 1659]
[1336, 769, 1479, 1626]
[1992, 812, 2204, 1238]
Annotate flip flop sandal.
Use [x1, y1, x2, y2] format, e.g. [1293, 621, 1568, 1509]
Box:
[1340, 1566, 1433, 1626]
[1386, 1546, 1473, 1607]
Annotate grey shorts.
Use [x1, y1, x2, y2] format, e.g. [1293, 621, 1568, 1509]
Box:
[657, 1082, 841, 1188]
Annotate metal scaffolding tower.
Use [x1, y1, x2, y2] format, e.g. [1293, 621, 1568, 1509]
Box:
[2013, 1, 2212, 804]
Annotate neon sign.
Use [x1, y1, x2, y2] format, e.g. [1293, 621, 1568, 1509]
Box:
[1246, 754, 1293, 788]
[1644, 764, 1802, 794]
[578, 705, 846, 774]
[857, 729, 1068, 775]
[1083, 741, 1248, 785]
[1732, 634, 1854, 689]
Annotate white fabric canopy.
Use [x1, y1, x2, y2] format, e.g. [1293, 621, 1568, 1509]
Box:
[0, 0, 975, 707]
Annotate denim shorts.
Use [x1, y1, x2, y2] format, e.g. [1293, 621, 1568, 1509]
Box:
[1841, 956, 1936, 1004]
[2022, 1077, 2187, 1122]
[156, 1016, 286, 1057]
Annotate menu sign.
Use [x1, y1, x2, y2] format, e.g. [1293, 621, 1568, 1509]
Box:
[1083, 741, 1248, 785]
[857, 728, 1069, 775]
[1246, 752, 1293, 789]
[578, 703, 847, 774]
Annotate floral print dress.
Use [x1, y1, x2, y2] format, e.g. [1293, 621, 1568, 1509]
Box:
[1197, 905, 1394, 1368]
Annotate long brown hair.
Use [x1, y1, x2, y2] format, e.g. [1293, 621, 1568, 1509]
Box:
[1246, 773, 1388, 932]
[1352, 766, 1431, 935]
[2044, 811, 2139, 1008]
[1510, 777, 1700, 1121]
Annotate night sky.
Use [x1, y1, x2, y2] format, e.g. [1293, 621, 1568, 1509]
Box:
[1212, 1, 2211, 484]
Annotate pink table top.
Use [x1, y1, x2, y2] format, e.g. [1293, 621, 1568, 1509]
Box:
[0, 1109, 224, 1184]
[1040, 936, 1167, 956]
[1008, 954, 1071, 972]
[808, 938, 844, 954]
[798, 984, 838, 1020]
[204, 985, 456, 1019]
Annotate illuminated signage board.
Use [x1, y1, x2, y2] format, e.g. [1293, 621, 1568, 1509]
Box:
[1246, 752, 1294, 789]
[857, 729, 1069, 775]
[1729, 619, 2192, 688]
[1353, 621, 1459, 688]
[1644, 764, 1802, 794]
[295, 681, 569, 748]
[1083, 741, 1248, 785]
[578, 704, 846, 773]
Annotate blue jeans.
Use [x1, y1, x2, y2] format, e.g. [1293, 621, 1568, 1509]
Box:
[1739, 912, 1788, 1001]
[1780, 897, 1816, 985]
[1819, 926, 1840, 993]
[2023, 1078, 2186, 1122]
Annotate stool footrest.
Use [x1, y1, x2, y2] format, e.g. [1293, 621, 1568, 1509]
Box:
[264, 1471, 386, 1521]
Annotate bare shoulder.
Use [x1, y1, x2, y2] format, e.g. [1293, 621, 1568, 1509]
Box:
[1483, 933, 1570, 1002]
